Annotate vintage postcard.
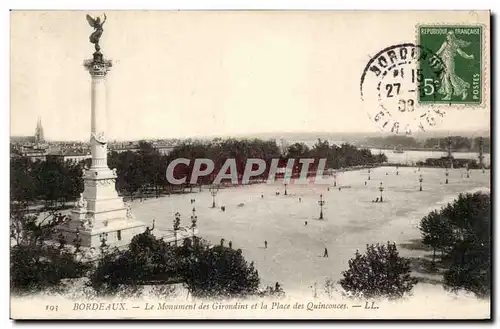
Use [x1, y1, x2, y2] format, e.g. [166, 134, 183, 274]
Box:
[10, 10, 491, 320]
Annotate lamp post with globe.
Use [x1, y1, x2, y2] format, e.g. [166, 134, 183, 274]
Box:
[379, 182, 385, 202]
[209, 185, 219, 208]
[190, 207, 198, 237]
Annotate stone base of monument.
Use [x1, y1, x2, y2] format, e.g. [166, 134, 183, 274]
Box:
[57, 219, 148, 249]
[54, 225, 198, 263]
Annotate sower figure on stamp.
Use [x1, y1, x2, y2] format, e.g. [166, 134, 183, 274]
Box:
[436, 31, 474, 101]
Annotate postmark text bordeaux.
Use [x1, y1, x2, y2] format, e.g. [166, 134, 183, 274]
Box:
[360, 43, 446, 135]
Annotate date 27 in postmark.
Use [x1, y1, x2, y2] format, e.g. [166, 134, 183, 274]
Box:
[418, 25, 482, 104]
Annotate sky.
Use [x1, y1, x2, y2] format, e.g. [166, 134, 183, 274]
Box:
[10, 11, 491, 141]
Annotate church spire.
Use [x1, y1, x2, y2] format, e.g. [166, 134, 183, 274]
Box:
[35, 116, 44, 143]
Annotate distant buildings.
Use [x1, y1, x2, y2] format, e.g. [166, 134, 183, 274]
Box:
[46, 150, 92, 163]
[11, 117, 176, 162]
[108, 141, 175, 156]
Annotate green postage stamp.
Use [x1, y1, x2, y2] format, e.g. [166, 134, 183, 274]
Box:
[418, 25, 483, 104]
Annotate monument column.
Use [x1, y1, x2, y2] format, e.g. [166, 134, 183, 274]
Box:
[86, 56, 112, 169]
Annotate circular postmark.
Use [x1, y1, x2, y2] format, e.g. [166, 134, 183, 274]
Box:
[360, 43, 447, 135]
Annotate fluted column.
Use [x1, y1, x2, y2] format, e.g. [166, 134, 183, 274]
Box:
[84, 56, 112, 169]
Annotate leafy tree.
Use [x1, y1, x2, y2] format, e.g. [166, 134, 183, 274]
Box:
[10, 203, 89, 293]
[90, 231, 262, 299]
[11, 157, 84, 209]
[340, 242, 417, 299]
[10, 202, 68, 247]
[444, 239, 490, 298]
[184, 246, 260, 298]
[286, 142, 310, 159]
[440, 192, 491, 297]
[419, 210, 455, 262]
[90, 230, 182, 295]
[10, 157, 38, 207]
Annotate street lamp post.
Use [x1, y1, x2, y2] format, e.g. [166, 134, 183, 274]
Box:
[368, 169, 371, 181]
[419, 174, 423, 191]
[190, 207, 198, 237]
[209, 185, 219, 208]
[396, 166, 399, 176]
[173, 212, 181, 247]
[445, 168, 449, 184]
[284, 183, 288, 196]
[379, 182, 384, 202]
[318, 194, 325, 220]
[466, 167, 470, 179]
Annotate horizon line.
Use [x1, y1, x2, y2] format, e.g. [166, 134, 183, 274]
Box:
[10, 129, 491, 143]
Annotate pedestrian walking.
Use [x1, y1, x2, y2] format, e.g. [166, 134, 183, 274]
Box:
[305, 221, 308, 226]
[323, 248, 329, 258]
[264, 240, 268, 249]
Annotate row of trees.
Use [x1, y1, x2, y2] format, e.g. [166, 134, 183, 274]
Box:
[286, 139, 386, 168]
[364, 135, 490, 153]
[423, 136, 490, 153]
[112, 138, 386, 198]
[416, 157, 485, 169]
[11, 138, 387, 203]
[10, 157, 83, 208]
